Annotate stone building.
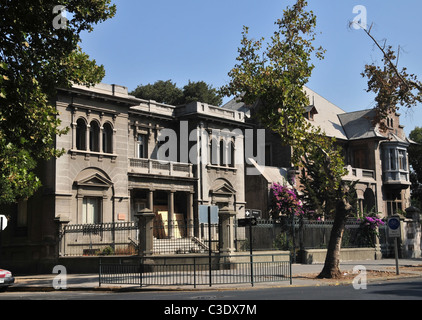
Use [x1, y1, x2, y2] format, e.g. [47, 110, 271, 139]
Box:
[0, 83, 415, 272]
[0, 83, 249, 272]
[223, 86, 414, 219]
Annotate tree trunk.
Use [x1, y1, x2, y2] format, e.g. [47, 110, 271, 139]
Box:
[317, 194, 352, 279]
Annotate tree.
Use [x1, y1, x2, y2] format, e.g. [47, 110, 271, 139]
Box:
[220, 0, 325, 148]
[351, 23, 422, 130]
[182, 80, 222, 106]
[0, 0, 116, 204]
[298, 134, 348, 220]
[131, 80, 183, 105]
[409, 127, 422, 208]
[131, 80, 222, 106]
[221, 0, 354, 278]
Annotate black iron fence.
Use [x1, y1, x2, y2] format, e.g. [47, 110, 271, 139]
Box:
[250, 218, 377, 251]
[60, 218, 377, 257]
[60, 220, 222, 256]
[99, 253, 292, 288]
[60, 222, 139, 256]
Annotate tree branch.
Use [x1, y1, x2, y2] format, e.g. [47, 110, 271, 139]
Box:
[355, 22, 422, 94]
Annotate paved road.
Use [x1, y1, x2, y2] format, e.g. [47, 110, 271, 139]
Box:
[2, 278, 422, 300]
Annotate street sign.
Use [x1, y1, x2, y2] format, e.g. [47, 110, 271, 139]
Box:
[199, 205, 218, 224]
[387, 216, 401, 238]
[0, 215, 7, 231]
[387, 215, 401, 275]
[237, 217, 257, 227]
[245, 209, 261, 219]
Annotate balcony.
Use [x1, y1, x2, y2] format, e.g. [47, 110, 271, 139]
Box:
[383, 170, 410, 187]
[343, 166, 376, 182]
[129, 158, 193, 178]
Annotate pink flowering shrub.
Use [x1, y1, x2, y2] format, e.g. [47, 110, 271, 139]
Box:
[355, 214, 385, 247]
[270, 183, 304, 218]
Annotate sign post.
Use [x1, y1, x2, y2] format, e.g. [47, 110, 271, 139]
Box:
[0, 215, 7, 231]
[199, 205, 218, 287]
[237, 216, 257, 286]
[0, 215, 7, 262]
[387, 216, 401, 275]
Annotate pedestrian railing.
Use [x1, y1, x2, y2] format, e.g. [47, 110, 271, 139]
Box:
[99, 253, 292, 288]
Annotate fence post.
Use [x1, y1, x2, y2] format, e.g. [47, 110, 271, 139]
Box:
[98, 258, 102, 287]
[194, 256, 197, 289]
[54, 216, 70, 257]
[135, 208, 155, 256]
[139, 257, 143, 287]
[218, 206, 236, 254]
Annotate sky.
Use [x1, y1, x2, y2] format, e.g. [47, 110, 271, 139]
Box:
[79, 0, 422, 136]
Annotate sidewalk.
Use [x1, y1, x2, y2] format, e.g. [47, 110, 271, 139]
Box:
[8, 258, 422, 292]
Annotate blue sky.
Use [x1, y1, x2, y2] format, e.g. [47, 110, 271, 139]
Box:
[80, 0, 422, 135]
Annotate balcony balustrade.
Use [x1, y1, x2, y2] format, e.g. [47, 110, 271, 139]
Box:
[129, 158, 193, 178]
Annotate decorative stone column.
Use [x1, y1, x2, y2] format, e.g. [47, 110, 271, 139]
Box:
[54, 216, 70, 258]
[218, 206, 236, 254]
[168, 191, 175, 239]
[135, 208, 155, 256]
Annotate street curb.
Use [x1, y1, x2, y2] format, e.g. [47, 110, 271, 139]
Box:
[6, 272, 422, 293]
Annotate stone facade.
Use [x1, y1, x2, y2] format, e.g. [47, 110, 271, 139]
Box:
[0, 83, 417, 272]
[0, 83, 249, 272]
[223, 86, 414, 220]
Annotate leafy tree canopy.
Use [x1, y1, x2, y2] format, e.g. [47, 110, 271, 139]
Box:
[131, 80, 222, 106]
[409, 127, 422, 208]
[220, 0, 325, 150]
[0, 0, 116, 204]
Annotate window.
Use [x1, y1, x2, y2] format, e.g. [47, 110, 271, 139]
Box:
[389, 149, 396, 170]
[102, 123, 113, 154]
[386, 191, 403, 216]
[353, 149, 368, 169]
[82, 197, 101, 224]
[265, 144, 272, 167]
[229, 140, 235, 168]
[219, 140, 225, 166]
[209, 137, 219, 165]
[136, 134, 147, 158]
[89, 121, 100, 152]
[398, 149, 406, 171]
[76, 118, 87, 150]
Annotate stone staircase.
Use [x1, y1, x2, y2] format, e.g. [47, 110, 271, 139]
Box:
[153, 237, 208, 254]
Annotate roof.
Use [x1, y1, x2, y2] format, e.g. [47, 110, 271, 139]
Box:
[220, 87, 410, 143]
[303, 87, 348, 140]
[337, 109, 385, 140]
[247, 158, 288, 185]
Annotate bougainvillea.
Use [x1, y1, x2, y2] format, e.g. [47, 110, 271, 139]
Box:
[355, 214, 385, 247]
[270, 183, 304, 218]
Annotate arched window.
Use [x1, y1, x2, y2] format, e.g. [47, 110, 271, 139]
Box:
[76, 118, 87, 150]
[229, 140, 235, 167]
[89, 120, 100, 152]
[210, 136, 218, 165]
[102, 122, 113, 154]
[219, 139, 225, 166]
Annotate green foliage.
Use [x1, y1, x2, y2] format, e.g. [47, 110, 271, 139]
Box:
[131, 80, 223, 106]
[222, 0, 348, 220]
[98, 246, 115, 256]
[298, 130, 348, 219]
[220, 0, 325, 148]
[182, 80, 222, 106]
[409, 127, 422, 208]
[273, 233, 292, 251]
[131, 80, 183, 105]
[361, 46, 422, 131]
[0, 0, 116, 204]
